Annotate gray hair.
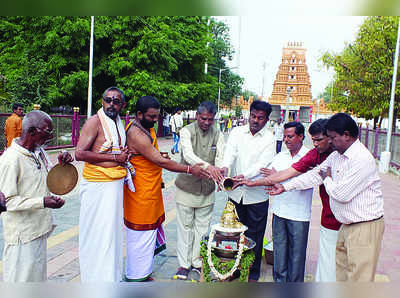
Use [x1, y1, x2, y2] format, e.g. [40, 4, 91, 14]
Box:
[197, 101, 217, 115]
[22, 110, 52, 135]
[103, 87, 125, 102]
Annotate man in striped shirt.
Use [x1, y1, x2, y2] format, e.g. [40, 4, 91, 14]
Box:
[270, 113, 384, 282]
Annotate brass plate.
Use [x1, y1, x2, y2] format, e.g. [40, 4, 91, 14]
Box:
[47, 164, 78, 195]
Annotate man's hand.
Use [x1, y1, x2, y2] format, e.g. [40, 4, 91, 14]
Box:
[0, 191, 6, 213]
[191, 163, 210, 179]
[44, 196, 65, 209]
[243, 177, 273, 187]
[206, 165, 224, 184]
[114, 147, 131, 165]
[265, 183, 286, 196]
[231, 174, 245, 190]
[220, 167, 229, 177]
[319, 167, 332, 180]
[57, 151, 74, 165]
[260, 167, 277, 177]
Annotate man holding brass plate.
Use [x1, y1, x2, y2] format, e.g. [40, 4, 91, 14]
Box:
[0, 110, 73, 282]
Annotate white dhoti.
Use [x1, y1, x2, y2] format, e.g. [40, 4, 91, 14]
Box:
[79, 177, 124, 282]
[125, 228, 157, 281]
[315, 225, 339, 282]
[3, 233, 48, 282]
[175, 188, 215, 269]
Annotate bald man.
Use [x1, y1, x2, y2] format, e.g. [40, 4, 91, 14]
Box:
[0, 110, 73, 282]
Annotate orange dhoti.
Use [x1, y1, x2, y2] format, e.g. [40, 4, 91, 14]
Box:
[123, 127, 165, 230]
[123, 125, 165, 281]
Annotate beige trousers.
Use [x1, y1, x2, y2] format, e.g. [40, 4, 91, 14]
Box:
[176, 202, 214, 269]
[3, 233, 48, 282]
[336, 217, 384, 281]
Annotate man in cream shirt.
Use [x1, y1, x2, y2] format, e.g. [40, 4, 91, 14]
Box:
[0, 110, 72, 282]
[174, 101, 224, 280]
[221, 100, 275, 282]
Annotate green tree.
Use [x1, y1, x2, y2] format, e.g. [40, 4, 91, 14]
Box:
[207, 19, 244, 107]
[0, 16, 239, 114]
[321, 16, 400, 129]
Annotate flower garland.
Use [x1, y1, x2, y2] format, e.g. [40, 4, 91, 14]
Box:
[206, 229, 245, 281]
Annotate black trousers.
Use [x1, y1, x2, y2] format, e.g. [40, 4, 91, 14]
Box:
[230, 198, 269, 281]
[276, 140, 283, 153]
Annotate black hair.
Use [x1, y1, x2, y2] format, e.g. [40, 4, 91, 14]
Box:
[103, 87, 125, 102]
[135, 96, 160, 115]
[12, 103, 23, 112]
[197, 101, 217, 115]
[326, 113, 358, 138]
[249, 100, 272, 118]
[175, 107, 182, 113]
[309, 119, 328, 136]
[284, 121, 305, 138]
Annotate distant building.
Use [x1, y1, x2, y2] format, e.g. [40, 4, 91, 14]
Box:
[268, 42, 315, 122]
[222, 42, 335, 121]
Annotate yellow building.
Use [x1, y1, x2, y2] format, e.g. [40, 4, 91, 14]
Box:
[222, 42, 335, 120]
[267, 42, 314, 122]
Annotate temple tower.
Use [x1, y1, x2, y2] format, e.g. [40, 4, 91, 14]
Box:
[268, 42, 313, 122]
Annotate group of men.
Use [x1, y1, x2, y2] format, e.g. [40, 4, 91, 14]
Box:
[243, 113, 384, 282]
[0, 85, 385, 283]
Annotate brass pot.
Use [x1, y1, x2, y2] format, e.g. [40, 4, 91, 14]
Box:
[222, 177, 234, 191]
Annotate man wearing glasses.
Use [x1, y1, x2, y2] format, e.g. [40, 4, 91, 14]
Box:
[0, 110, 73, 282]
[75, 87, 131, 282]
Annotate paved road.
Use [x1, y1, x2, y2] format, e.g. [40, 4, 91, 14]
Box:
[0, 131, 399, 282]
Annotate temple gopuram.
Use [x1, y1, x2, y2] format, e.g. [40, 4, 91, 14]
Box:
[221, 42, 335, 121]
[267, 42, 314, 122]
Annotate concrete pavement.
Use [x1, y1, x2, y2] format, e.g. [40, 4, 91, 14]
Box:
[0, 134, 398, 282]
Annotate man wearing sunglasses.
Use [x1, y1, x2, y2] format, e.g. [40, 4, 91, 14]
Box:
[0, 110, 73, 282]
[75, 87, 131, 282]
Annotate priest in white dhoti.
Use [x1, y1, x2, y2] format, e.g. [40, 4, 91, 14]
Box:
[75, 87, 132, 282]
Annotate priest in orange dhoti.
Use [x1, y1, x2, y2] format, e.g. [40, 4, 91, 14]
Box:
[123, 96, 209, 282]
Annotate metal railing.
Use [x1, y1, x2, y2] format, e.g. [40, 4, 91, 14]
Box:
[359, 125, 400, 169]
[0, 111, 137, 154]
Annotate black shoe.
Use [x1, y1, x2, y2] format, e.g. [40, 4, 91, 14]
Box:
[174, 267, 190, 280]
[171, 148, 175, 155]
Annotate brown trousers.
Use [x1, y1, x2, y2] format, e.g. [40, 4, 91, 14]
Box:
[336, 217, 384, 281]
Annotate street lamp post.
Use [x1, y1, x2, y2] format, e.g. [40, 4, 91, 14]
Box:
[87, 16, 94, 118]
[217, 66, 239, 116]
[218, 68, 223, 115]
[379, 16, 400, 173]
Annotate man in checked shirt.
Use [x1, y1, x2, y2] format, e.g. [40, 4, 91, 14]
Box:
[269, 113, 384, 282]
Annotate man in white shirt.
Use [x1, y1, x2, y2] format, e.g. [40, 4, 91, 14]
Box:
[221, 100, 275, 282]
[269, 121, 313, 282]
[270, 113, 384, 282]
[162, 112, 170, 137]
[273, 118, 284, 153]
[169, 108, 183, 154]
[0, 110, 73, 282]
[174, 101, 225, 280]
